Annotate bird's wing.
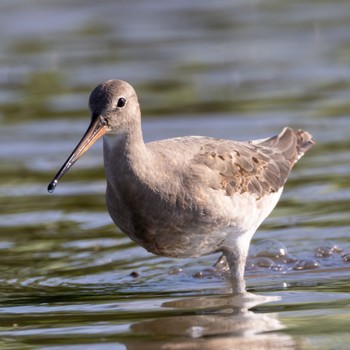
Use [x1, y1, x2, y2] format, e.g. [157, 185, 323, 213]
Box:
[191, 127, 314, 197]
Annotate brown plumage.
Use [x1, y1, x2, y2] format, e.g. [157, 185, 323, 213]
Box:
[48, 80, 315, 294]
[191, 127, 313, 197]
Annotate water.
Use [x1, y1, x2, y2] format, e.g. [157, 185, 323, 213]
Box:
[1, 0, 350, 349]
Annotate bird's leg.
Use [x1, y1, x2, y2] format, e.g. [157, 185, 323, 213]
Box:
[213, 253, 229, 271]
[222, 243, 249, 295]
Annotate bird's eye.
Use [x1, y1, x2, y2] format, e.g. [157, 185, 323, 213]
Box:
[117, 97, 126, 108]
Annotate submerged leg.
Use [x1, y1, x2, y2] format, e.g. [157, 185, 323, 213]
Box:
[222, 242, 249, 295]
[213, 253, 229, 271]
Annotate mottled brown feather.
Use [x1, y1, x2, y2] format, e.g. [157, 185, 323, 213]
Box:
[192, 127, 315, 197]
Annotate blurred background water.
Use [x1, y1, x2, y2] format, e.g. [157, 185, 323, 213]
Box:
[0, 0, 350, 349]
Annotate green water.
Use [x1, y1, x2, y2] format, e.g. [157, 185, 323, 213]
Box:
[0, 0, 350, 349]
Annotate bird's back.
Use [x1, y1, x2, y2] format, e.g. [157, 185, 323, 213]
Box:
[147, 127, 314, 199]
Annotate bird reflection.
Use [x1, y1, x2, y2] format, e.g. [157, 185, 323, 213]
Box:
[124, 293, 297, 350]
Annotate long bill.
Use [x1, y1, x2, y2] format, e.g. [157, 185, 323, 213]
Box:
[47, 116, 108, 193]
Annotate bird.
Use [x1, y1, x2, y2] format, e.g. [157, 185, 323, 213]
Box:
[48, 80, 315, 294]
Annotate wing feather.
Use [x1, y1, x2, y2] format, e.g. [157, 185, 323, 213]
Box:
[191, 127, 314, 197]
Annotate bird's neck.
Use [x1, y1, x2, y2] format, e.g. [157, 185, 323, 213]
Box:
[102, 127, 153, 186]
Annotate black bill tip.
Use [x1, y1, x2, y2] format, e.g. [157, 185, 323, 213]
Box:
[47, 179, 58, 193]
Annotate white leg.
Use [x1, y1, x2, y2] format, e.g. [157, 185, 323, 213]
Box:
[223, 244, 249, 295]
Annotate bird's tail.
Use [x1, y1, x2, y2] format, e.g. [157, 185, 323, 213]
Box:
[259, 127, 315, 166]
[295, 129, 315, 162]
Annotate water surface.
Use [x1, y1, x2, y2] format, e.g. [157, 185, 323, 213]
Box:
[0, 0, 350, 349]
